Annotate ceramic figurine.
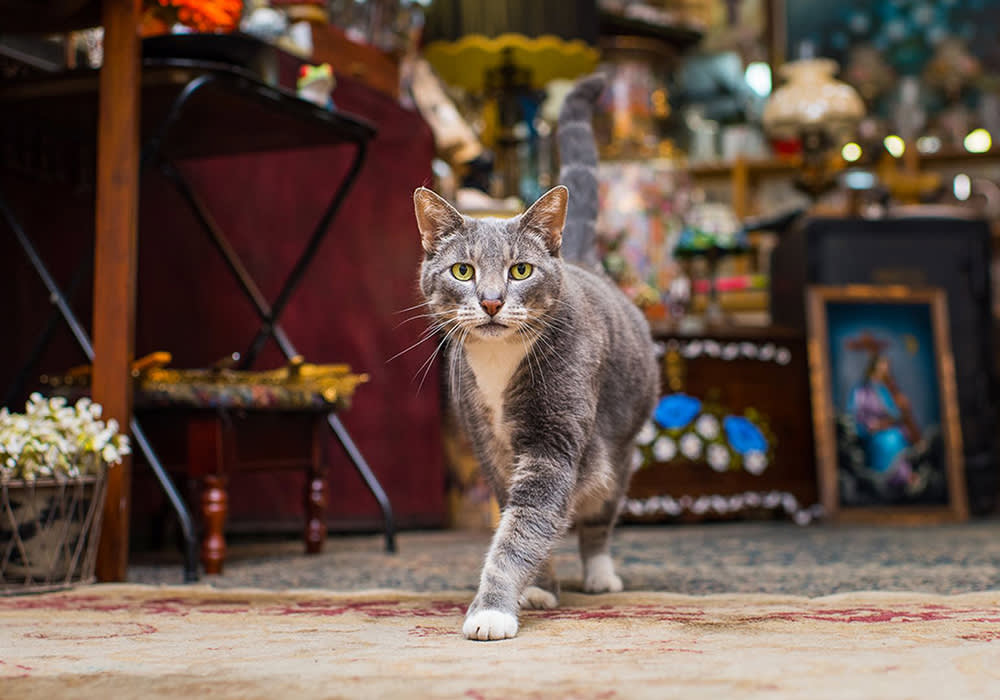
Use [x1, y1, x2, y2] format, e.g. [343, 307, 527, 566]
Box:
[297, 63, 335, 110]
[241, 2, 288, 41]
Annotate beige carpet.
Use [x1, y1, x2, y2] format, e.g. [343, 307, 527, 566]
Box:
[2, 584, 1000, 699]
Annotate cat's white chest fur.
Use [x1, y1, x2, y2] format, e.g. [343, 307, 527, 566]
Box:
[463, 338, 528, 445]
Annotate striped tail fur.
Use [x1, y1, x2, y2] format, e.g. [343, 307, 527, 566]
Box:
[557, 73, 606, 269]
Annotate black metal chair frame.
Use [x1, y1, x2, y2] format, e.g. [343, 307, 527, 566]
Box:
[1, 62, 397, 582]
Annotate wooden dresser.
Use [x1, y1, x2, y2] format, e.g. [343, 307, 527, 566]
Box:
[625, 324, 820, 524]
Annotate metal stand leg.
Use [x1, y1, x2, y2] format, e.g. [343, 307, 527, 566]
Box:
[328, 413, 396, 552]
[147, 102, 395, 552]
[239, 141, 369, 369]
[154, 156, 396, 553]
[0, 191, 201, 582]
[3, 253, 89, 407]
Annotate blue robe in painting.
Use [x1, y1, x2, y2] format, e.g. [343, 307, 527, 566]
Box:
[848, 381, 910, 474]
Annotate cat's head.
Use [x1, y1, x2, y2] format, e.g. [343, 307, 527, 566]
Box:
[413, 186, 568, 344]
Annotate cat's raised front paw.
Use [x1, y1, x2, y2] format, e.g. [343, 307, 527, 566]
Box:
[519, 586, 558, 610]
[583, 553, 624, 593]
[463, 609, 519, 641]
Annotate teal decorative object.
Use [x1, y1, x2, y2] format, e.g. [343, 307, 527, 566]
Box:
[673, 202, 748, 325]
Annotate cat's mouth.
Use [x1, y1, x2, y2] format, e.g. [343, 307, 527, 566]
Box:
[474, 321, 510, 338]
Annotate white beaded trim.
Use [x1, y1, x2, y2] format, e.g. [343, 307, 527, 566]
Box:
[624, 491, 824, 525]
[655, 339, 793, 365]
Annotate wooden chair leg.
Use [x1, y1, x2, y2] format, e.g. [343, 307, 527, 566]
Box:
[201, 474, 228, 574]
[187, 415, 229, 575]
[304, 416, 327, 554]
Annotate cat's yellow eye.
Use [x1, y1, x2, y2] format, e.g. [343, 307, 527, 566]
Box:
[509, 262, 533, 280]
[451, 263, 475, 281]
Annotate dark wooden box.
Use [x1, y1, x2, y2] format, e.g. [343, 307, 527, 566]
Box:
[624, 324, 820, 524]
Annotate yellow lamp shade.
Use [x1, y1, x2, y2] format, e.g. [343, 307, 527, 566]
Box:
[423, 33, 600, 93]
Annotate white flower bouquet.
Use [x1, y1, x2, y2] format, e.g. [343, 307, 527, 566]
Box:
[1, 394, 130, 592]
[0, 393, 130, 482]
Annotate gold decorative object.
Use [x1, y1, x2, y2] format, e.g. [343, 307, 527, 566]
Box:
[663, 348, 685, 393]
[43, 353, 368, 412]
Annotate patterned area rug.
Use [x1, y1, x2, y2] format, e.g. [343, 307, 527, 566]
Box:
[3, 584, 1000, 699]
[130, 521, 1000, 595]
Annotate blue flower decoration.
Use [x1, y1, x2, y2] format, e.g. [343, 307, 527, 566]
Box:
[723, 416, 768, 454]
[653, 394, 702, 430]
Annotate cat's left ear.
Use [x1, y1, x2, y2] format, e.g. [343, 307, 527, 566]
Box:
[414, 187, 464, 256]
[519, 185, 568, 256]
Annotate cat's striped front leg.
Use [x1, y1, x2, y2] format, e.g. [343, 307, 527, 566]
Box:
[463, 461, 572, 640]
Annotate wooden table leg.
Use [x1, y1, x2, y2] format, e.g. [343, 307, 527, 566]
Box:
[93, 0, 142, 583]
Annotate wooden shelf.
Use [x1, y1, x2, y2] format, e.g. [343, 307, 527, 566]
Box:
[688, 157, 801, 179]
[919, 146, 1000, 166]
[688, 147, 1000, 180]
[684, 147, 1000, 219]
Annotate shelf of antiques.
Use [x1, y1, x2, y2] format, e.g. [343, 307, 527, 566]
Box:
[685, 147, 1000, 221]
[623, 323, 820, 525]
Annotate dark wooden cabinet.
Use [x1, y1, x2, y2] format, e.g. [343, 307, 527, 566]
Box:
[624, 324, 820, 523]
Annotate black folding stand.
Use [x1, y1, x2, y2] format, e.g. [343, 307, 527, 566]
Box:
[0, 60, 397, 582]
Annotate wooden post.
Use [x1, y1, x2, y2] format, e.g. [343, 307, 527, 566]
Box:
[731, 157, 749, 220]
[93, 0, 141, 582]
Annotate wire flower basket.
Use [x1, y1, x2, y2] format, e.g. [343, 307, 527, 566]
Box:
[1, 394, 129, 594]
[1, 466, 107, 593]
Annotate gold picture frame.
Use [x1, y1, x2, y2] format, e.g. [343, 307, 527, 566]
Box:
[806, 285, 967, 524]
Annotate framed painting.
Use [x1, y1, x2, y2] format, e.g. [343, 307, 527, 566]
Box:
[806, 285, 967, 524]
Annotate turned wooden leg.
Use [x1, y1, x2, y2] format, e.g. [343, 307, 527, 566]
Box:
[201, 474, 228, 574]
[304, 474, 327, 554]
[304, 416, 328, 554]
[187, 415, 230, 575]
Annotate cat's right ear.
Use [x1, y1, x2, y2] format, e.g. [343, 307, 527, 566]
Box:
[414, 188, 463, 256]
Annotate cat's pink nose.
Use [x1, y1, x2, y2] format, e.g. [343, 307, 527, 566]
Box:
[481, 298, 504, 316]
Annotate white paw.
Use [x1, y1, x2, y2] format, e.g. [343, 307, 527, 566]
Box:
[583, 553, 624, 594]
[519, 586, 558, 610]
[463, 609, 519, 641]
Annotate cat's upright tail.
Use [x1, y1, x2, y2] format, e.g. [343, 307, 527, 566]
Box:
[557, 73, 606, 269]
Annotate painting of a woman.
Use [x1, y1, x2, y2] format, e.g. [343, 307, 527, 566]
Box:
[847, 353, 919, 491]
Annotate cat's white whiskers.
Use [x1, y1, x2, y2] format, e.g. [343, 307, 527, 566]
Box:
[513, 323, 548, 395]
[386, 318, 453, 363]
[528, 332, 551, 395]
[412, 335, 449, 391]
[515, 327, 537, 387]
[415, 320, 465, 393]
[453, 326, 472, 401]
[393, 310, 448, 330]
[523, 323, 559, 358]
[532, 308, 571, 330]
[394, 300, 433, 314]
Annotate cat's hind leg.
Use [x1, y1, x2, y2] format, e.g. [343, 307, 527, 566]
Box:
[577, 497, 624, 594]
[519, 559, 560, 610]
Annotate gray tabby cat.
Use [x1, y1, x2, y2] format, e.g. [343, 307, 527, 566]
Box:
[412, 75, 657, 641]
